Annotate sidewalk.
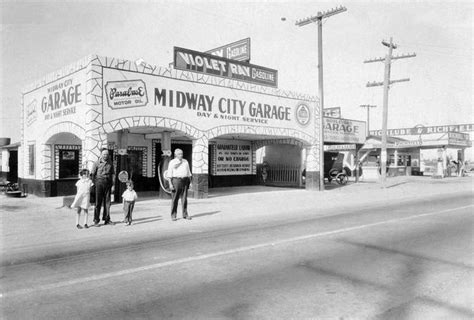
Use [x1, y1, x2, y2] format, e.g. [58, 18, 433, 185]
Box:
[1, 175, 472, 262]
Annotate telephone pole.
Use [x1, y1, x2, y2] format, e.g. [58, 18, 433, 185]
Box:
[359, 104, 377, 136]
[296, 5, 347, 191]
[364, 37, 416, 186]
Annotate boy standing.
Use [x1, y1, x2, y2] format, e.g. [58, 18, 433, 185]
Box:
[122, 181, 138, 226]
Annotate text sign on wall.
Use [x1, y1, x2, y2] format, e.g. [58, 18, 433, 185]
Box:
[102, 68, 317, 134]
[215, 141, 252, 175]
[23, 69, 87, 141]
[369, 123, 474, 136]
[174, 47, 278, 87]
[324, 117, 366, 144]
[448, 132, 471, 147]
[105, 80, 148, 109]
[206, 38, 251, 62]
[323, 107, 341, 118]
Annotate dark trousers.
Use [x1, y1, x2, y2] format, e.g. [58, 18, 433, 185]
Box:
[171, 177, 190, 219]
[94, 180, 112, 223]
[123, 201, 135, 223]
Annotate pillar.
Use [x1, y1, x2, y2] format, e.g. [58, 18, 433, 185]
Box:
[305, 145, 322, 190]
[190, 135, 209, 199]
[355, 144, 362, 183]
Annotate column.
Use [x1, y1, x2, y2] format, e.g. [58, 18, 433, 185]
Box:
[305, 145, 322, 190]
[190, 135, 209, 199]
[393, 149, 398, 176]
[83, 128, 107, 171]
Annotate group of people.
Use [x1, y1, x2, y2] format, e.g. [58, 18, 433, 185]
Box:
[70, 148, 192, 229]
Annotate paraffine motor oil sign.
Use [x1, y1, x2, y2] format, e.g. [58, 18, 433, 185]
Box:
[105, 80, 148, 109]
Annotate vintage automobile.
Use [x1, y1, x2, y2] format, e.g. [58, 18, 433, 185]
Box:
[324, 152, 348, 185]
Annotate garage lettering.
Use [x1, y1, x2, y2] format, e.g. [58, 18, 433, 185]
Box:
[41, 84, 82, 113]
[248, 102, 290, 121]
[325, 122, 359, 133]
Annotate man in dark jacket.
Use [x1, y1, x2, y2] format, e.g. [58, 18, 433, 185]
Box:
[91, 149, 115, 226]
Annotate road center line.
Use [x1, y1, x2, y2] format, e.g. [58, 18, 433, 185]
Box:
[3, 204, 472, 298]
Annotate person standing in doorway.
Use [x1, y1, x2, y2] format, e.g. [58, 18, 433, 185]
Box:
[166, 148, 192, 221]
[91, 148, 115, 226]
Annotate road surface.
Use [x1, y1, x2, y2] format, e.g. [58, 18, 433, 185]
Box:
[2, 191, 473, 319]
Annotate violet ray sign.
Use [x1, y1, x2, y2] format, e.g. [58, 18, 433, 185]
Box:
[174, 47, 278, 87]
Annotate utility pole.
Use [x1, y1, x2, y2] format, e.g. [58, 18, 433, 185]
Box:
[359, 104, 377, 136]
[364, 37, 416, 186]
[296, 5, 347, 191]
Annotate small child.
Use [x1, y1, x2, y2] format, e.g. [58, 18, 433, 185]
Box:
[71, 169, 93, 229]
[122, 181, 138, 226]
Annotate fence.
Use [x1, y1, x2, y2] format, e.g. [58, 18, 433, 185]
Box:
[256, 163, 302, 186]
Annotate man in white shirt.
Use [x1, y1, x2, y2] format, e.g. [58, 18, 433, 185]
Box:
[166, 148, 192, 221]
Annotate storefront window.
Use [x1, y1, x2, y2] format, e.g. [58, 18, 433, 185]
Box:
[389, 154, 395, 165]
[28, 144, 35, 175]
[59, 149, 79, 178]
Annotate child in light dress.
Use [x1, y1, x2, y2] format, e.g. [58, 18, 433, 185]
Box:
[122, 180, 138, 226]
[71, 169, 93, 229]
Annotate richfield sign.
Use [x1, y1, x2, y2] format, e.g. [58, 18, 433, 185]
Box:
[206, 38, 251, 62]
[369, 123, 474, 136]
[174, 47, 278, 87]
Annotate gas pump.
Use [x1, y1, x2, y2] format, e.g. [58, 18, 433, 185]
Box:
[158, 150, 172, 195]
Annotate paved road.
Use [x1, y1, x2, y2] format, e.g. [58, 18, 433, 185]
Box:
[2, 191, 473, 319]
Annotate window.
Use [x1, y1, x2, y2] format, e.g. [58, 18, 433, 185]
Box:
[28, 144, 35, 175]
[58, 149, 79, 178]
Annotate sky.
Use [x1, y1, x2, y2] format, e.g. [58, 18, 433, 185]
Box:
[1, 0, 473, 157]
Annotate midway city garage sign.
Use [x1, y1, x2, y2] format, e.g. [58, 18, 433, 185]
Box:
[174, 47, 278, 87]
[102, 68, 315, 132]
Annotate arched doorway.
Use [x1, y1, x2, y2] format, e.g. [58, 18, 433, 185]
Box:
[45, 132, 83, 196]
[208, 124, 310, 189]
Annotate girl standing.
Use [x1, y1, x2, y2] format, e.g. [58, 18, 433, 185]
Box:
[71, 169, 93, 229]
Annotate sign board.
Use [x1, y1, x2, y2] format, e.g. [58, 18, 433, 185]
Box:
[393, 140, 422, 148]
[105, 80, 148, 109]
[369, 123, 474, 136]
[324, 144, 356, 151]
[102, 68, 315, 133]
[324, 117, 366, 144]
[22, 68, 87, 137]
[448, 132, 471, 147]
[323, 107, 341, 118]
[206, 38, 251, 62]
[174, 47, 278, 87]
[215, 141, 252, 175]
